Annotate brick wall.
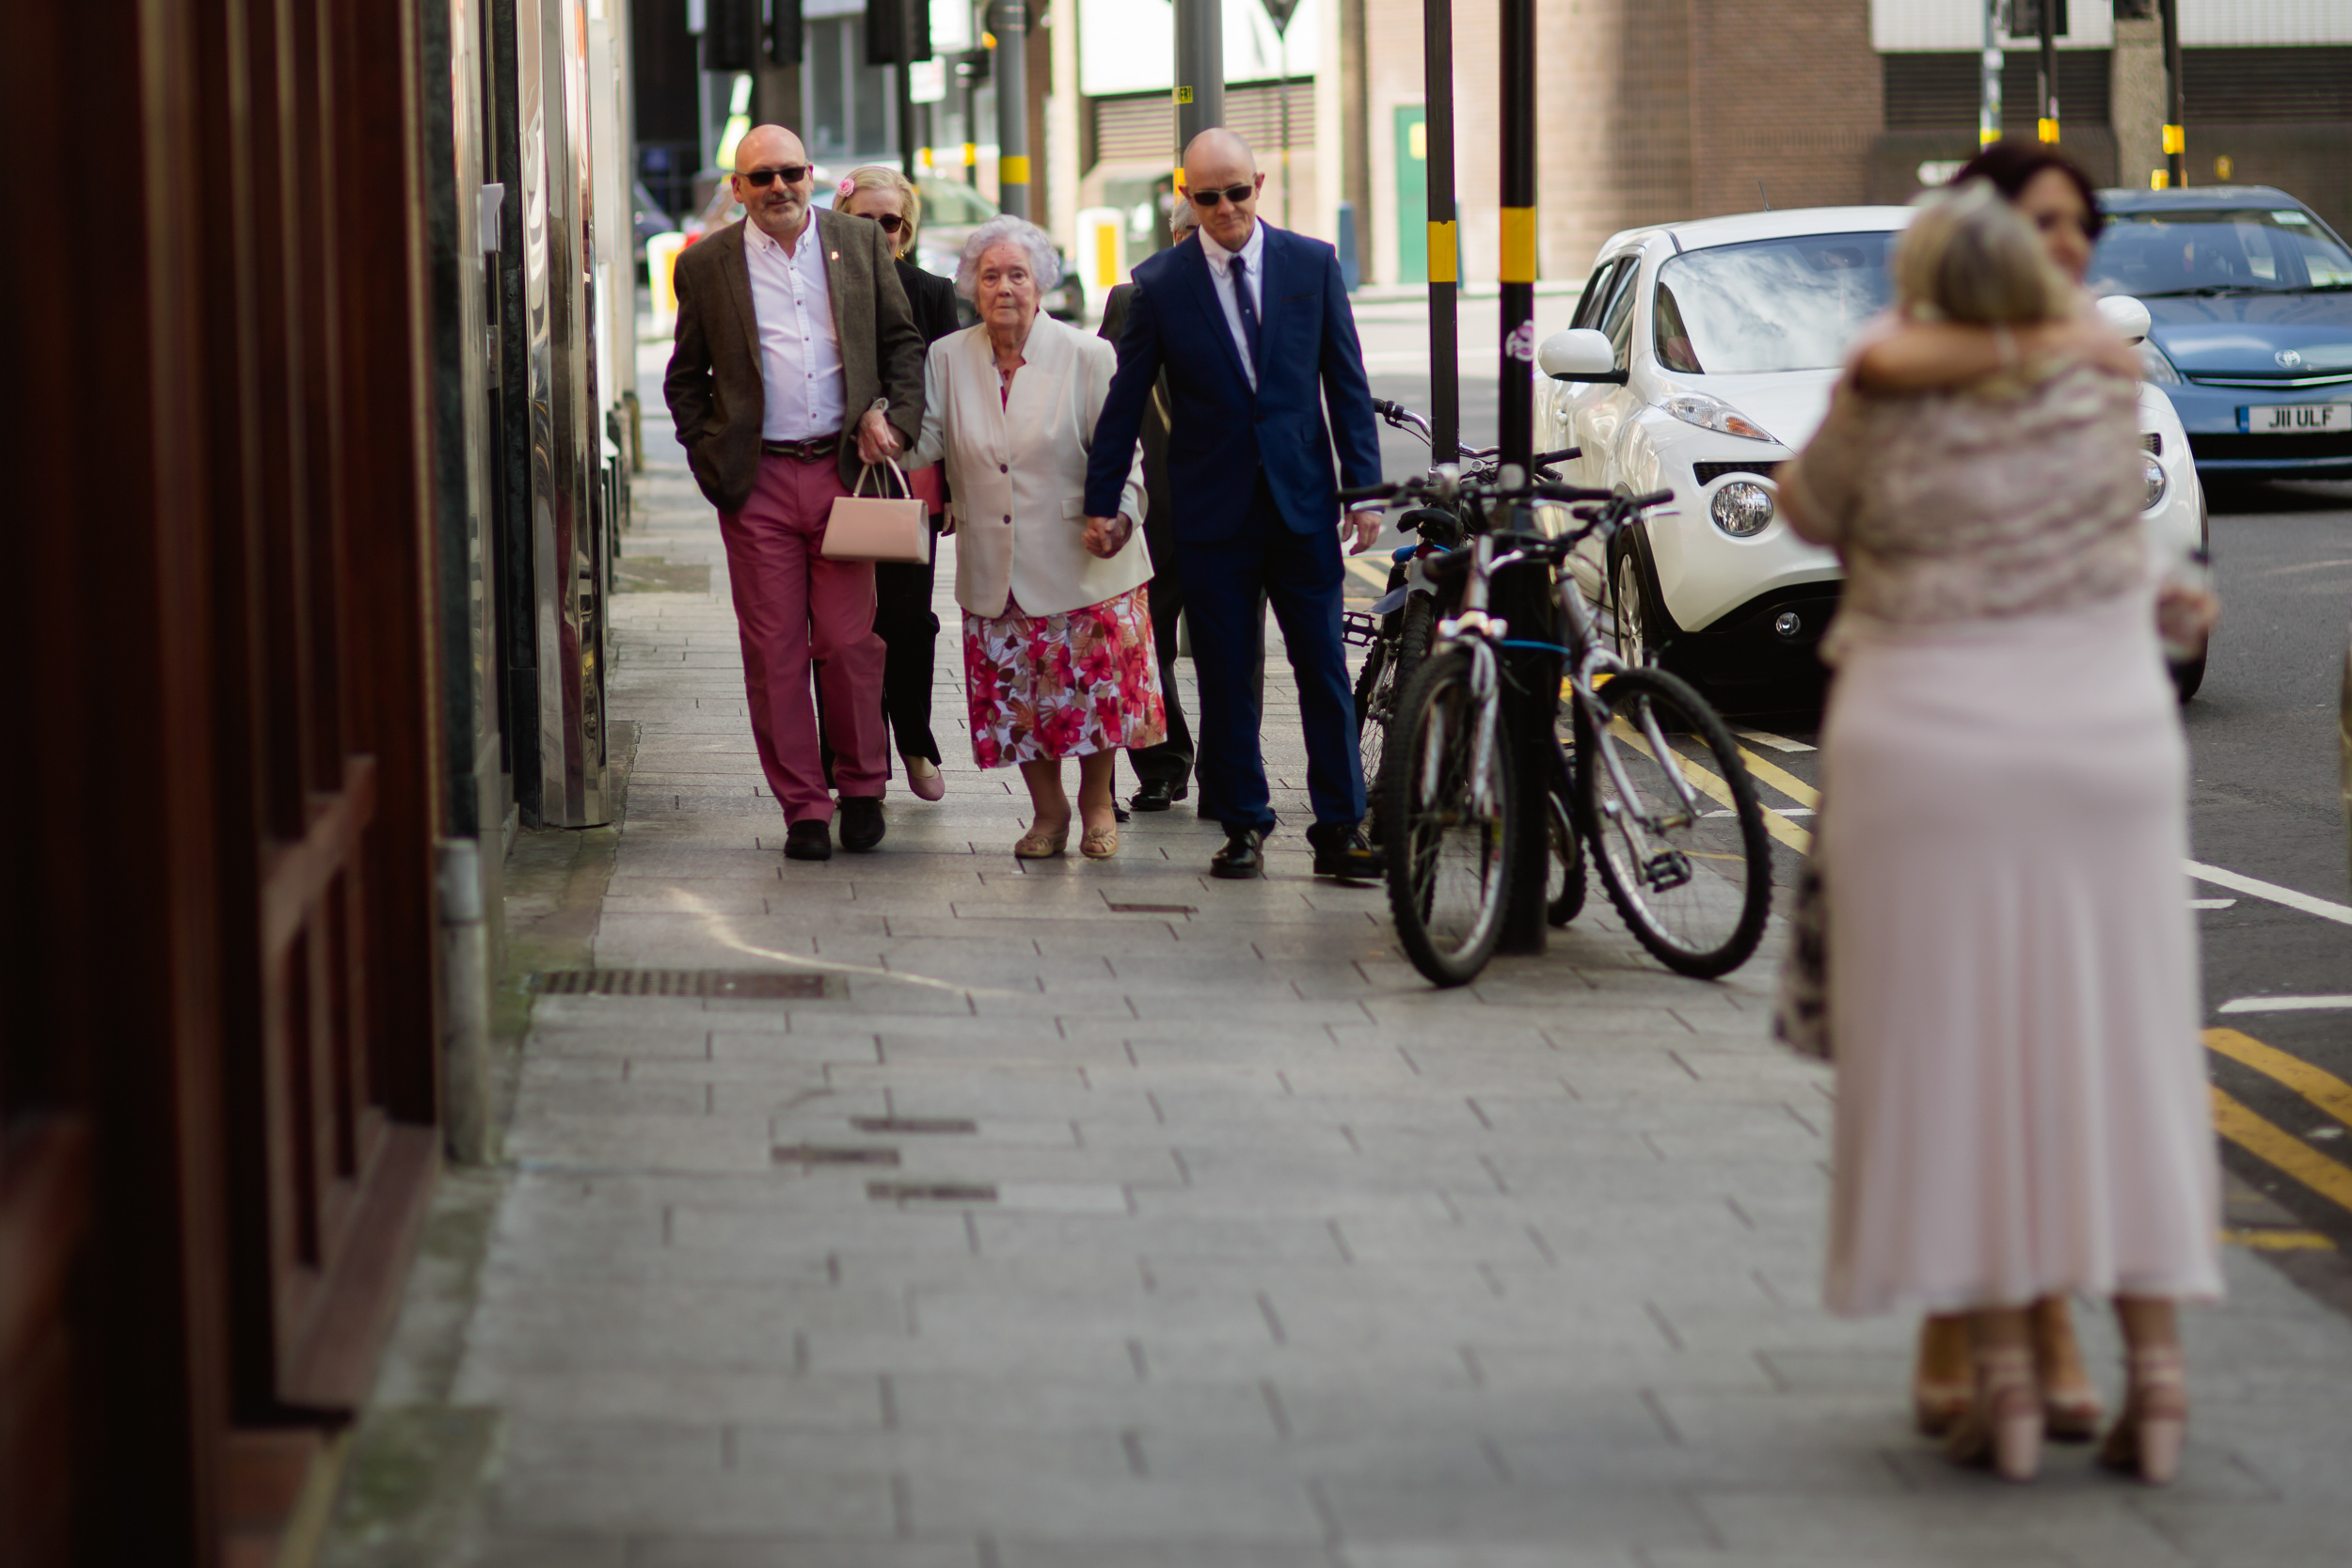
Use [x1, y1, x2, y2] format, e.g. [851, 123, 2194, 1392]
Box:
[1687, 0, 1881, 223]
[1359, 0, 1878, 288]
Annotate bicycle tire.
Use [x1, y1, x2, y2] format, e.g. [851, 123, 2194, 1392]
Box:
[1545, 751, 1585, 927]
[1575, 666, 1770, 977]
[1356, 594, 1436, 843]
[1383, 645, 1518, 988]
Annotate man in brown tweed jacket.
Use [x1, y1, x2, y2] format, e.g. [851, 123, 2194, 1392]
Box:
[665, 124, 925, 862]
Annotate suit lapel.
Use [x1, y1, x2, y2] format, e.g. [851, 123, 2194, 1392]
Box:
[722, 224, 760, 370]
[1250, 226, 1283, 384]
[816, 207, 856, 360]
[1181, 239, 1254, 398]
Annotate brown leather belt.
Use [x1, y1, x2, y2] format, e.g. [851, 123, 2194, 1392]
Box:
[761, 433, 840, 462]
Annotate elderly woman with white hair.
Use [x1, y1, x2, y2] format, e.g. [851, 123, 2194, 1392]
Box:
[905, 216, 1160, 859]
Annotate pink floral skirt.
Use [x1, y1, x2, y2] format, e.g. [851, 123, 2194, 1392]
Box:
[962, 585, 1166, 768]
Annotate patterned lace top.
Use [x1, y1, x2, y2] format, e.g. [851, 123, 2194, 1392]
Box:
[1781, 360, 2146, 630]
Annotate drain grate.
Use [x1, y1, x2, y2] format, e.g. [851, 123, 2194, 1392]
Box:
[851, 1116, 977, 1134]
[528, 970, 828, 999]
[773, 1144, 900, 1166]
[867, 1180, 997, 1205]
[1105, 902, 1197, 915]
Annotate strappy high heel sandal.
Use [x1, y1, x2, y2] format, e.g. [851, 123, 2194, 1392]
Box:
[1013, 820, 1069, 859]
[2099, 1347, 2188, 1486]
[1946, 1345, 2042, 1482]
[2033, 1298, 2105, 1443]
[1913, 1315, 1974, 1436]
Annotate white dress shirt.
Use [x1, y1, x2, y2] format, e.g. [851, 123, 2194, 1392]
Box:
[742, 216, 846, 440]
[1200, 218, 1267, 392]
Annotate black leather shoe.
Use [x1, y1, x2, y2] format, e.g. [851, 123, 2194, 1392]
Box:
[784, 820, 833, 862]
[836, 796, 885, 852]
[1129, 779, 1187, 813]
[1210, 827, 1265, 879]
[1307, 822, 1382, 882]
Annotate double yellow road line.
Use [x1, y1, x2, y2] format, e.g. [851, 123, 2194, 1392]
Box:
[2207, 1027, 2352, 1245]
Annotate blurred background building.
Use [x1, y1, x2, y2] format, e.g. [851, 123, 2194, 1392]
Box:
[635, 2, 2348, 304]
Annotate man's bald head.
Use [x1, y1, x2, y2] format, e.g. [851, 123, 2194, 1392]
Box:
[731, 125, 816, 245]
[1180, 128, 1263, 250]
[1182, 128, 1256, 178]
[735, 124, 807, 170]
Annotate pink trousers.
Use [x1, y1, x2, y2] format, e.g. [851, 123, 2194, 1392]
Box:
[718, 454, 888, 822]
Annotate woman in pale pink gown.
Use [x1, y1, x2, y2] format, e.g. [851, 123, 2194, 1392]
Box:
[1781, 182, 2220, 1485]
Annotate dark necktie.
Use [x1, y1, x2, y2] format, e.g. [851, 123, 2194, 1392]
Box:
[1231, 253, 1263, 369]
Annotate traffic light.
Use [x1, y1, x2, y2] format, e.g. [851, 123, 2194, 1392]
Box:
[704, 0, 758, 70]
[866, 0, 931, 67]
[770, 0, 803, 67]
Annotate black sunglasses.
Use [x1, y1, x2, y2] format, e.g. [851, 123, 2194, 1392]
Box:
[866, 213, 906, 233]
[1188, 182, 1256, 208]
[738, 165, 810, 187]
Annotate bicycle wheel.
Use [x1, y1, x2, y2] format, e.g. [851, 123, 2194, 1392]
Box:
[1355, 594, 1434, 843]
[1544, 751, 1585, 927]
[1383, 645, 1518, 987]
[1575, 666, 1770, 977]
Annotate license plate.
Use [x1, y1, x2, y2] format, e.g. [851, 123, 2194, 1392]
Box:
[2241, 402, 2352, 434]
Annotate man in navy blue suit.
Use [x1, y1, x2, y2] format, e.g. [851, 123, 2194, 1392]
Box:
[1084, 130, 1385, 881]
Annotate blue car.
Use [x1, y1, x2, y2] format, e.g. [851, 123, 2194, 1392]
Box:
[2091, 186, 2352, 481]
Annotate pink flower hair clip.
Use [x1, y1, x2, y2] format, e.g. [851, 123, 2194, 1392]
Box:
[836, 175, 858, 202]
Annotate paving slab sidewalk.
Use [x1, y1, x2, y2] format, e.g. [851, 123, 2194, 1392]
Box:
[330, 425, 2352, 1568]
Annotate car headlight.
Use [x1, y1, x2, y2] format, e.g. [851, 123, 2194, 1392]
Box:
[2137, 341, 2182, 385]
[1662, 390, 1777, 443]
[2142, 452, 2168, 511]
[1709, 481, 1775, 537]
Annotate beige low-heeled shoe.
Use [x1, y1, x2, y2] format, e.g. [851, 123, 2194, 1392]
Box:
[1013, 820, 1069, 859]
[905, 754, 946, 802]
[1080, 823, 1119, 860]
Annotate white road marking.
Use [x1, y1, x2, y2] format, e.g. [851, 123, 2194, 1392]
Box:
[1733, 727, 1816, 753]
[1705, 807, 1813, 817]
[2185, 862, 2352, 927]
[2217, 996, 2352, 1015]
[2190, 898, 2238, 911]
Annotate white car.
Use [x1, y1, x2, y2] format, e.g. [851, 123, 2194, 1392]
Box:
[1535, 206, 2209, 708]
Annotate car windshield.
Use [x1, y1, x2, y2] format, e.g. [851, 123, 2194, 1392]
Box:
[2089, 208, 2352, 295]
[1653, 233, 1896, 375]
[917, 179, 1000, 226]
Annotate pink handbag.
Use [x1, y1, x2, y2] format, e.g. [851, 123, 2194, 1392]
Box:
[821, 460, 930, 563]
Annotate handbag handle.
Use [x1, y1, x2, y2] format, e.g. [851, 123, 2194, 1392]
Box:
[851, 458, 914, 501]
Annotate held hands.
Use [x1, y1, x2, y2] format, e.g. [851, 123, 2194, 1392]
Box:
[2155, 582, 2220, 658]
[1343, 508, 1382, 556]
[856, 406, 902, 466]
[1083, 514, 1136, 559]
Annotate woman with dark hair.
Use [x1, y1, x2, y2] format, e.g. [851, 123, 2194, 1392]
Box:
[840, 166, 959, 800]
[1854, 142, 2136, 391]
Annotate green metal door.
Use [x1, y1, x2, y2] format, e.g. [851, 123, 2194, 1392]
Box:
[1394, 104, 1426, 284]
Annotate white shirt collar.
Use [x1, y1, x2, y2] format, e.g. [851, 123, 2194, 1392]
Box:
[743, 211, 815, 258]
[1203, 219, 1265, 278]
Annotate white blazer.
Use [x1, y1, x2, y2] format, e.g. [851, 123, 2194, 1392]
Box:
[907, 314, 1151, 620]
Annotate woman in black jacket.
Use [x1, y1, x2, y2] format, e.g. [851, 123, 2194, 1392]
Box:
[840, 166, 958, 799]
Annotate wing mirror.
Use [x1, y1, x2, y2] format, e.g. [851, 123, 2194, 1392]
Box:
[2095, 294, 2152, 347]
[1538, 327, 1628, 385]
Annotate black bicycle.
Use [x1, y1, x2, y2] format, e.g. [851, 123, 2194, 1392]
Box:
[1341, 471, 1772, 985]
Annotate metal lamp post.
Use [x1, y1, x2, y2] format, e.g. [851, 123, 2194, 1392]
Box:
[1494, 0, 1551, 954]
